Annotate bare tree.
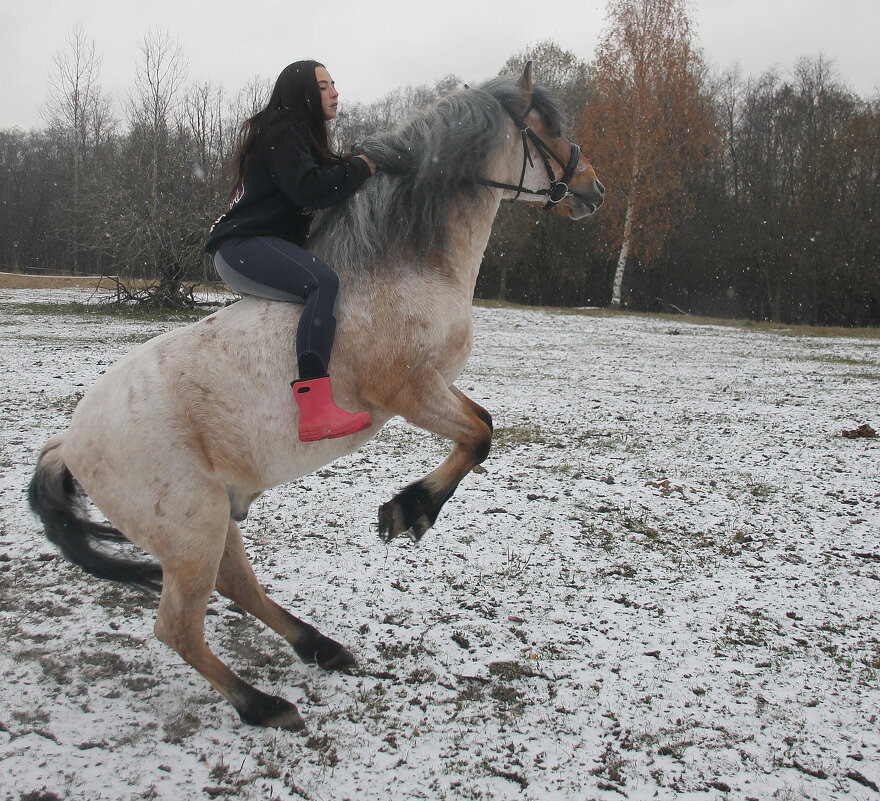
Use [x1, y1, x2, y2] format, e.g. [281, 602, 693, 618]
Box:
[184, 82, 228, 192]
[41, 23, 114, 271]
[183, 81, 235, 284]
[229, 75, 272, 126]
[333, 74, 462, 152]
[214, 75, 272, 194]
[499, 39, 591, 119]
[96, 28, 201, 306]
[130, 28, 188, 211]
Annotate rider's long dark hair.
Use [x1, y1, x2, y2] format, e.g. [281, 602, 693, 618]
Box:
[227, 60, 341, 201]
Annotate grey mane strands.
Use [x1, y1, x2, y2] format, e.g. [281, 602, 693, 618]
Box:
[309, 76, 569, 278]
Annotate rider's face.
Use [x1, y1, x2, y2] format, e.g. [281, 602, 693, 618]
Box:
[315, 66, 339, 120]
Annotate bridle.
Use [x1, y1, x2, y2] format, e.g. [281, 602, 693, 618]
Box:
[479, 104, 581, 210]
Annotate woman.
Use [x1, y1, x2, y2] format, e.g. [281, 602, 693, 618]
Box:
[206, 60, 376, 442]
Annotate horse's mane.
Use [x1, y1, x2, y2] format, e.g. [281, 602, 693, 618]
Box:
[309, 76, 569, 277]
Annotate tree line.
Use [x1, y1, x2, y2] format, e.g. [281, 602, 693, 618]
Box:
[2, 4, 878, 324]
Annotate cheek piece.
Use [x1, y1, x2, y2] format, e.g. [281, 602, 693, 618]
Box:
[478, 103, 582, 210]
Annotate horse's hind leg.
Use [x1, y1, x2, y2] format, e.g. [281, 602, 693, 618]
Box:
[153, 519, 305, 730]
[215, 519, 355, 670]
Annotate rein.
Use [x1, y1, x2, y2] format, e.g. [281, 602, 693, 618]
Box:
[479, 105, 581, 210]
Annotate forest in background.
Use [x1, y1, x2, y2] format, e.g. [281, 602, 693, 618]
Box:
[1, 0, 878, 325]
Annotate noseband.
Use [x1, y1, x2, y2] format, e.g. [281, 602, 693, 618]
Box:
[479, 104, 581, 210]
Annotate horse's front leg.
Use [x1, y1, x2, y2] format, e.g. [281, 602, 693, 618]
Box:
[376, 371, 493, 542]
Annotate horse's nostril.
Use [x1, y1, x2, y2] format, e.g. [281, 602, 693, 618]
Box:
[595, 179, 606, 195]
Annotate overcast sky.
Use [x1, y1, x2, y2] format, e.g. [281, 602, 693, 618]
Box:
[2, 0, 879, 130]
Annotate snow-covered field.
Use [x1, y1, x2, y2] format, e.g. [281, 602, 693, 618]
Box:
[1, 289, 878, 801]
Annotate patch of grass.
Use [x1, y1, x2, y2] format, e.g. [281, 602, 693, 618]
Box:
[492, 424, 549, 449]
[454, 682, 485, 708]
[844, 372, 880, 381]
[12, 708, 51, 726]
[490, 683, 525, 710]
[20, 791, 65, 801]
[801, 354, 879, 367]
[94, 583, 160, 612]
[590, 741, 629, 787]
[110, 721, 159, 748]
[721, 611, 772, 648]
[79, 650, 139, 679]
[346, 682, 391, 723]
[600, 562, 638, 579]
[656, 738, 696, 758]
[376, 640, 415, 661]
[38, 655, 73, 685]
[162, 708, 201, 744]
[406, 666, 438, 684]
[620, 509, 669, 541]
[121, 675, 160, 691]
[473, 298, 880, 339]
[487, 660, 535, 681]
[748, 481, 777, 500]
[0, 273, 115, 291]
[218, 624, 291, 684]
[2, 300, 213, 323]
[92, 631, 150, 649]
[48, 391, 84, 416]
[304, 733, 340, 767]
[548, 461, 582, 476]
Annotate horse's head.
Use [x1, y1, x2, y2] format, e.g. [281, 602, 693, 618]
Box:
[490, 63, 605, 220]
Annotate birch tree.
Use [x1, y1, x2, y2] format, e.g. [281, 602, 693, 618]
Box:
[577, 0, 715, 307]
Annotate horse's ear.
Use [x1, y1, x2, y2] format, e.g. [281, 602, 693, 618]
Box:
[517, 61, 534, 107]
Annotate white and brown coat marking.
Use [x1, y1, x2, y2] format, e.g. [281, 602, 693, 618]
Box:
[28, 64, 604, 729]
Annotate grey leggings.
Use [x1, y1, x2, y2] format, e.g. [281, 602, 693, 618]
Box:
[214, 236, 339, 378]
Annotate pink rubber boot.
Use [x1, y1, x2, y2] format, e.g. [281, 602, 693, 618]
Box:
[291, 376, 372, 442]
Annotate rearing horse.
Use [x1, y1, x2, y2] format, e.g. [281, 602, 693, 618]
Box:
[28, 64, 604, 730]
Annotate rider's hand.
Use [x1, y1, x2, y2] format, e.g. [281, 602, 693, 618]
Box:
[356, 154, 378, 175]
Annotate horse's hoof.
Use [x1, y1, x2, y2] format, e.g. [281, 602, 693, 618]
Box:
[294, 629, 356, 671]
[318, 644, 356, 672]
[378, 488, 435, 543]
[238, 693, 306, 731]
[266, 702, 307, 732]
[378, 499, 403, 542]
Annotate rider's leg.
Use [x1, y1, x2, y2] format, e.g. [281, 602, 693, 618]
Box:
[213, 237, 372, 441]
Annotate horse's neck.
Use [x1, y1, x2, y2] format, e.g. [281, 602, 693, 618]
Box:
[447, 196, 504, 300]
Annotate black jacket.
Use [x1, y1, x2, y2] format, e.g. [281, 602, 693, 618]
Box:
[205, 124, 371, 253]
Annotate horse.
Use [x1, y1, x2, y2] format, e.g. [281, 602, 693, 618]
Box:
[28, 63, 604, 731]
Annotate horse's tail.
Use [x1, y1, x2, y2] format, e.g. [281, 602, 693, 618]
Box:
[28, 436, 163, 592]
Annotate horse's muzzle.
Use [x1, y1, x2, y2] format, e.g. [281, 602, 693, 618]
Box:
[566, 181, 606, 220]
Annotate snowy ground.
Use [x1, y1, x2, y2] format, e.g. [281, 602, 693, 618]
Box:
[0, 289, 878, 801]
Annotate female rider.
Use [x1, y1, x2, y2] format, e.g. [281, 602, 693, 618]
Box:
[206, 60, 376, 442]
